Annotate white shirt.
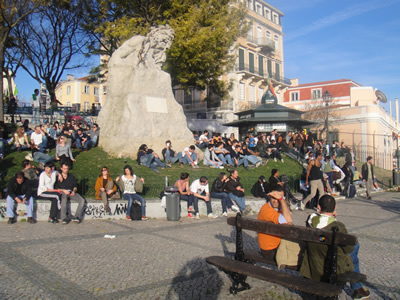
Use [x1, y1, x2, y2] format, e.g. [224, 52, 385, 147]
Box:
[31, 132, 43, 146]
[199, 134, 208, 144]
[190, 179, 209, 195]
[182, 147, 193, 157]
[122, 175, 136, 194]
[38, 171, 57, 195]
[31, 93, 40, 108]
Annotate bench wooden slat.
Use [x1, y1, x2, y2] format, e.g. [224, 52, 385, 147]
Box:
[206, 256, 342, 297]
[243, 249, 276, 266]
[337, 272, 367, 283]
[227, 216, 357, 246]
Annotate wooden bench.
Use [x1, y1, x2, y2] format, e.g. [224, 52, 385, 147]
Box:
[206, 214, 367, 298]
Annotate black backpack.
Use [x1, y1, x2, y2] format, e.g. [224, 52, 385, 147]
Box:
[130, 201, 142, 221]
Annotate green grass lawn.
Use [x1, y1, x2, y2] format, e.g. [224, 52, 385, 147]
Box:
[0, 147, 304, 198]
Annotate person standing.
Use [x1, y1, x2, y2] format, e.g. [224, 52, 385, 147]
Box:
[361, 156, 374, 200]
[55, 162, 85, 224]
[300, 152, 325, 210]
[31, 89, 40, 124]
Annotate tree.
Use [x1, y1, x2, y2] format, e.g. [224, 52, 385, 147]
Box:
[3, 36, 24, 98]
[13, 0, 91, 108]
[81, 0, 247, 96]
[0, 0, 44, 121]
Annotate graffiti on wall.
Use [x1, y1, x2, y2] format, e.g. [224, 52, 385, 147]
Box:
[84, 203, 128, 219]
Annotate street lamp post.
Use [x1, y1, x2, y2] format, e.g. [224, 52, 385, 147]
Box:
[323, 90, 331, 145]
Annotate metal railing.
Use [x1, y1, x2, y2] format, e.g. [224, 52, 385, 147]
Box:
[236, 63, 291, 85]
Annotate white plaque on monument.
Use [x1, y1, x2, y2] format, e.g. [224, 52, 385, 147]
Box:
[146, 96, 168, 113]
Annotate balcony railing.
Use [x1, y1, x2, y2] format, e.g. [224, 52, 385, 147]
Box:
[247, 35, 275, 53]
[236, 63, 291, 85]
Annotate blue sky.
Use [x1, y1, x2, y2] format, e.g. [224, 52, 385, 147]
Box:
[15, 0, 400, 114]
[266, 0, 400, 114]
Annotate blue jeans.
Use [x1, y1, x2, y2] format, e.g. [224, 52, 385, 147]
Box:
[217, 154, 233, 166]
[237, 157, 249, 168]
[166, 150, 181, 164]
[11, 144, 30, 151]
[349, 242, 363, 290]
[33, 152, 53, 164]
[193, 196, 212, 214]
[244, 155, 260, 165]
[211, 192, 232, 213]
[38, 135, 48, 152]
[228, 193, 246, 212]
[6, 195, 34, 218]
[179, 194, 194, 208]
[124, 193, 146, 216]
[204, 160, 222, 167]
[76, 138, 92, 150]
[32, 108, 40, 124]
[183, 153, 197, 165]
[141, 153, 165, 171]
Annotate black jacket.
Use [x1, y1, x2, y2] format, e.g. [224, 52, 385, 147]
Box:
[251, 181, 269, 197]
[225, 177, 244, 197]
[211, 178, 226, 193]
[7, 176, 33, 200]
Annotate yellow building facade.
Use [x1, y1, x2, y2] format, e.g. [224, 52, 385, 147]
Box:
[55, 75, 106, 112]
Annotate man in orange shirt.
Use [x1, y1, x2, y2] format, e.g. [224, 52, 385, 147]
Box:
[257, 187, 303, 268]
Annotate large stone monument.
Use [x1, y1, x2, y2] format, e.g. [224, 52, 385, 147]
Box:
[97, 25, 194, 159]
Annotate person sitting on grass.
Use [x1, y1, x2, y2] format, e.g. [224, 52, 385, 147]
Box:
[203, 144, 223, 168]
[174, 172, 195, 218]
[162, 140, 181, 164]
[181, 145, 199, 168]
[300, 195, 370, 300]
[6, 171, 36, 224]
[95, 166, 117, 215]
[56, 135, 75, 168]
[75, 128, 91, 151]
[214, 142, 234, 167]
[210, 172, 238, 217]
[37, 161, 62, 224]
[11, 127, 30, 152]
[137, 144, 168, 174]
[190, 176, 218, 219]
[115, 165, 147, 220]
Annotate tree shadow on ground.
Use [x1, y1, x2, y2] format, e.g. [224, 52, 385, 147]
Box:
[166, 257, 223, 300]
[360, 195, 400, 215]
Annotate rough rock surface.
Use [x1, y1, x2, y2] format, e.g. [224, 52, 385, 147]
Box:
[97, 25, 193, 159]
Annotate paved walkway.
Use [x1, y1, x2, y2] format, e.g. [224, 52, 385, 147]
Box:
[0, 192, 399, 299]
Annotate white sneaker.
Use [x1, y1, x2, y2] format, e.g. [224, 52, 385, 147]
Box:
[299, 202, 305, 211]
[222, 212, 227, 217]
[231, 205, 239, 212]
[195, 213, 200, 220]
[281, 159, 284, 163]
[274, 158, 277, 162]
[219, 166, 224, 169]
[208, 213, 218, 219]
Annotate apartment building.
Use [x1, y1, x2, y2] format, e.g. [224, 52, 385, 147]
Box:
[283, 79, 399, 169]
[174, 0, 289, 135]
[55, 75, 106, 112]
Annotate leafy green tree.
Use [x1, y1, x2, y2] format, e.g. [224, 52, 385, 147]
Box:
[0, 0, 44, 121]
[13, 0, 91, 109]
[82, 0, 247, 97]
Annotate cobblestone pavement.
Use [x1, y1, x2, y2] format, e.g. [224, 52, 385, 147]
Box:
[0, 192, 399, 299]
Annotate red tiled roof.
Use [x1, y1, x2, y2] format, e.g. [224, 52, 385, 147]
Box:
[292, 79, 362, 88]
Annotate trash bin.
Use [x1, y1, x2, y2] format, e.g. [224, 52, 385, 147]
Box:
[165, 186, 180, 221]
[393, 168, 400, 186]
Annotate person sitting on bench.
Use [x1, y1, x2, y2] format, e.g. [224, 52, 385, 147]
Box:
[300, 195, 370, 300]
[257, 187, 304, 269]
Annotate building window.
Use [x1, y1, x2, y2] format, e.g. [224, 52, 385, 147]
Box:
[66, 102, 71, 107]
[84, 101, 90, 111]
[266, 31, 271, 40]
[183, 90, 192, 105]
[239, 83, 245, 101]
[84, 85, 90, 94]
[256, 4, 262, 15]
[275, 62, 280, 81]
[249, 85, 256, 103]
[258, 55, 264, 76]
[274, 35, 279, 50]
[238, 48, 245, 71]
[312, 89, 322, 100]
[249, 52, 255, 73]
[290, 91, 299, 102]
[247, 0, 253, 10]
[66, 86, 71, 95]
[94, 87, 99, 95]
[264, 8, 271, 20]
[257, 27, 262, 44]
[272, 13, 279, 25]
[267, 59, 272, 78]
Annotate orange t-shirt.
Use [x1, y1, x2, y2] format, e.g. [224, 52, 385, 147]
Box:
[257, 202, 282, 250]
